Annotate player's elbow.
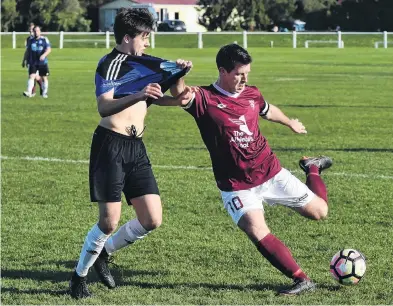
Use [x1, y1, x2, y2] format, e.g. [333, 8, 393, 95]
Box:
[97, 105, 110, 118]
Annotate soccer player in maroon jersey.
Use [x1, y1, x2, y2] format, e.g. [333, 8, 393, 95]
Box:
[177, 44, 332, 295]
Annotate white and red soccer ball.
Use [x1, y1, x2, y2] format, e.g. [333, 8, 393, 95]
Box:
[330, 249, 366, 285]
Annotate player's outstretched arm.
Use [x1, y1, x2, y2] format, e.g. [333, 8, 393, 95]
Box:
[97, 83, 163, 117]
[169, 59, 193, 97]
[153, 86, 195, 107]
[262, 104, 307, 134]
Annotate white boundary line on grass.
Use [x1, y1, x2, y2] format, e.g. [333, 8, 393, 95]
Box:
[1, 155, 393, 180]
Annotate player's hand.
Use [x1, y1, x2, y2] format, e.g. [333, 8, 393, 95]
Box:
[176, 59, 193, 70]
[289, 118, 307, 134]
[141, 83, 163, 100]
[22, 60, 26, 68]
[176, 86, 195, 105]
[39, 55, 46, 61]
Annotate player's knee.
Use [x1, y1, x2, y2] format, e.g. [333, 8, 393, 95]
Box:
[140, 216, 162, 231]
[98, 220, 119, 234]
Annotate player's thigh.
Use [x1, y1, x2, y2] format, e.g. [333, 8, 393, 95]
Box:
[292, 195, 328, 220]
[38, 65, 49, 77]
[28, 64, 37, 76]
[98, 201, 122, 234]
[131, 194, 162, 231]
[263, 168, 314, 209]
[237, 209, 270, 244]
[89, 127, 125, 205]
[221, 188, 264, 225]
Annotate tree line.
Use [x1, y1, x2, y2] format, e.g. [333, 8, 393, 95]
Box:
[2, 0, 393, 32]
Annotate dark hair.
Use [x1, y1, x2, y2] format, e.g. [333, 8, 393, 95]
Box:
[114, 8, 155, 44]
[216, 44, 252, 72]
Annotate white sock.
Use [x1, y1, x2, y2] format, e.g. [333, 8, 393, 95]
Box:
[105, 219, 150, 255]
[75, 224, 109, 277]
[42, 80, 48, 95]
[27, 79, 34, 93]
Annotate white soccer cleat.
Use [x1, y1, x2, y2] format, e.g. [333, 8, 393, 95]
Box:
[42, 94, 48, 99]
[23, 91, 35, 98]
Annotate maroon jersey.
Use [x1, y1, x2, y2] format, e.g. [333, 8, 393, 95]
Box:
[183, 84, 281, 191]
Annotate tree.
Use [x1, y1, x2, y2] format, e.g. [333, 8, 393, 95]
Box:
[55, 0, 91, 31]
[264, 0, 296, 25]
[1, 0, 19, 32]
[236, 0, 270, 30]
[197, 0, 241, 31]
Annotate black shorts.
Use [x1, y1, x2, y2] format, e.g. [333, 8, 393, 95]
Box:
[28, 64, 50, 76]
[89, 125, 159, 205]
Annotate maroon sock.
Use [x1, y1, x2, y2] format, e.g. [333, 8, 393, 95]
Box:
[32, 82, 36, 94]
[37, 79, 43, 89]
[306, 165, 328, 203]
[257, 233, 309, 280]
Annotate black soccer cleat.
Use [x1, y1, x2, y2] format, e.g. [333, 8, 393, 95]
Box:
[279, 278, 316, 296]
[299, 156, 333, 174]
[93, 247, 116, 289]
[69, 271, 91, 299]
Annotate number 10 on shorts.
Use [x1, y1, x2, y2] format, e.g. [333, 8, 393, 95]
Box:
[226, 196, 244, 213]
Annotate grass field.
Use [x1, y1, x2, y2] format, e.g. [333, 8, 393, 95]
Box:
[1, 46, 393, 305]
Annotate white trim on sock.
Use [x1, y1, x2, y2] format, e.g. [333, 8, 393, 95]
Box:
[105, 219, 150, 255]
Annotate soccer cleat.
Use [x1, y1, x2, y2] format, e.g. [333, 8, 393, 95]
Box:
[42, 94, 48, 98]
[23, 91, 36, 98]
[299, 156, 332, 174]
[279, 279, 316, 296]
[69, 271, 91, 299]
[93, 248, 116, 289]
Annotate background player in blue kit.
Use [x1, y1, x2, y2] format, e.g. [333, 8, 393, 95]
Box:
[22, 23, 43, 96]
[23, 25, 51, 98]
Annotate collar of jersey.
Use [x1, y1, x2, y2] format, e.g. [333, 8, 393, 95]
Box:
[213, 82, 243, 98]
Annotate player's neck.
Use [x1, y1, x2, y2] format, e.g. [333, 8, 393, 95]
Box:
[215, 80, 231, 93]
[215, 80, 241, 97]
[115, 44, 138, 56]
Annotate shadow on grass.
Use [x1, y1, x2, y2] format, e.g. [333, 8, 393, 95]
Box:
[1, 260, 343, 297]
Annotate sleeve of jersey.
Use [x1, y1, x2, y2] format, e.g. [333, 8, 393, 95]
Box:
[44, 37, 51, 48]
[181, 89, 206, 118]
[258, 93, 270, 116]
[95, 65, 114, 97]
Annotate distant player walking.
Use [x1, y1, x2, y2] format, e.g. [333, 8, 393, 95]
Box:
[21, 23, 42, 96]
[173, 44, 333, 295]
[23, 25, 50, 98]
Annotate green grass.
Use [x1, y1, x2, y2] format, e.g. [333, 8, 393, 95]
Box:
[1, 46, 393, 305]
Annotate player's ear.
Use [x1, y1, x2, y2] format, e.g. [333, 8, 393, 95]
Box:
[218, 67, 227, 76]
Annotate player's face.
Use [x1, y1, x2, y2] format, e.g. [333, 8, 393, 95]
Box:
[220, 63, 250, 94]
[127, 32, 150, 56]
[33, 27, 41, 38]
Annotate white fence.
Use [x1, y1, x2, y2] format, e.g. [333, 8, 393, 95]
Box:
[1, 31, 391, 49]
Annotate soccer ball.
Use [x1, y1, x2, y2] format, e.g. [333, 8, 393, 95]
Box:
[330, 249, 366, 285]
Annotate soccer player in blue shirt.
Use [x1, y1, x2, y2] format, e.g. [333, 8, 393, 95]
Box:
[23, 25, 51, 98]
[68, 8, 193, 299]
[22, 23, 43, 96]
